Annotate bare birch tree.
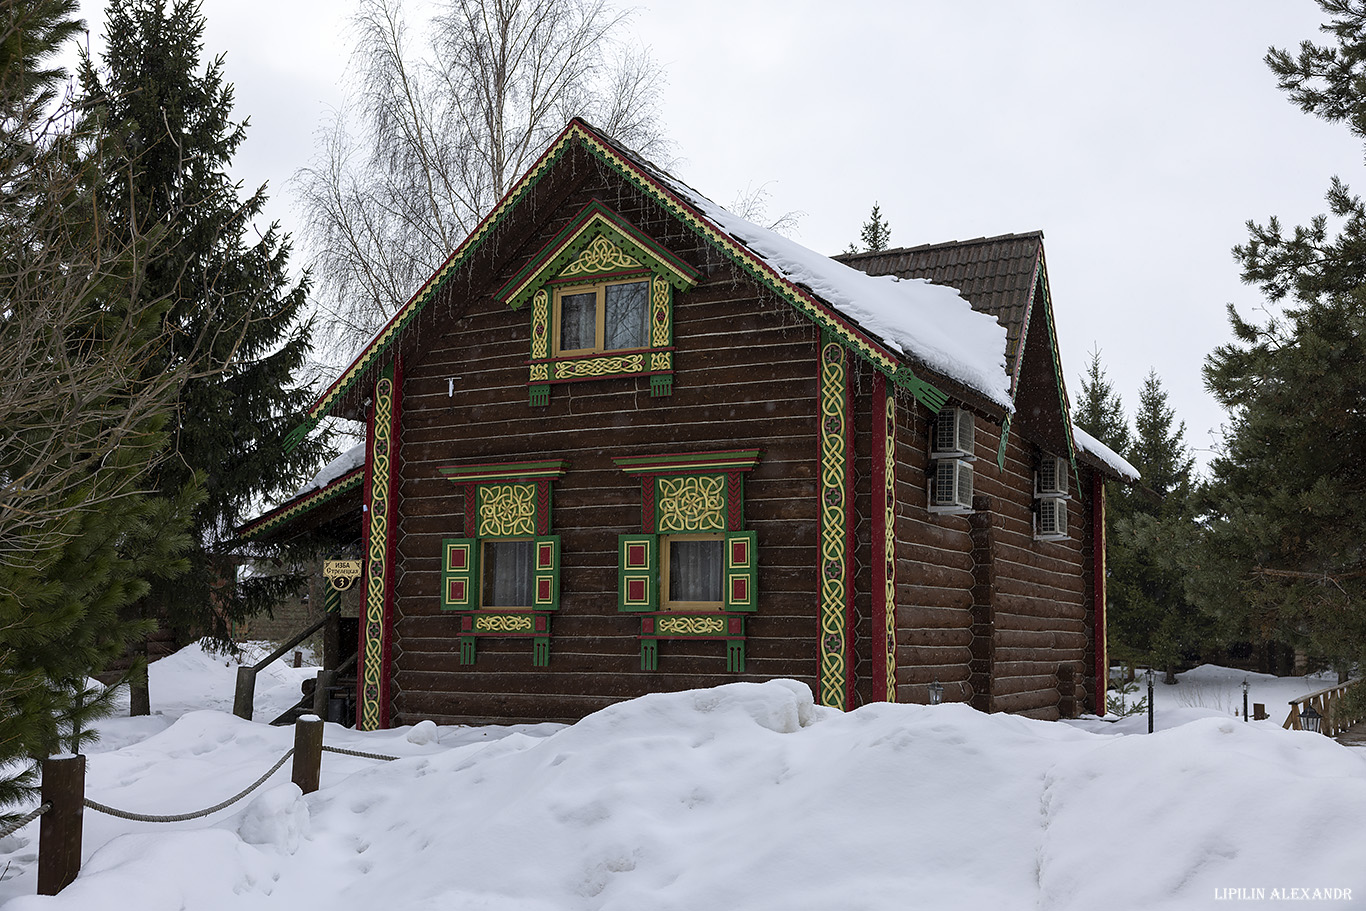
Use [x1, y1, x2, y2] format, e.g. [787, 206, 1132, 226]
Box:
[294, 0, 669, 363]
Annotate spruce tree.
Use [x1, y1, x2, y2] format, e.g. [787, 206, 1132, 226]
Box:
[1073, 347, 1132, 457]
[1109, 373, 1208, 680]
[845, 202, 892, 254]
[79, 0, 328, 710]
[1192, 1, 1366, 678]
[0, 0, 196, 817]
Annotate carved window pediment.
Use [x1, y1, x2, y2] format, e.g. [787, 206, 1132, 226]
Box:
[497, 200, 699, 406]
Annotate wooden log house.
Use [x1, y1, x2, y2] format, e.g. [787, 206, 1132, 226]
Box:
[240, 119, 1135, 730]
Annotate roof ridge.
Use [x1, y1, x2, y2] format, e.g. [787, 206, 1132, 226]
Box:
[836, 230, 1044, 260]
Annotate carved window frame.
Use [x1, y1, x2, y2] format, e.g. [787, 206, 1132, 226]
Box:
[496, 200, 699, 407]
[614, 450, 761, 672]
[437, 460, 567, 667]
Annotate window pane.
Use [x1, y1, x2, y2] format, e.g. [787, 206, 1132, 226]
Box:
[603, 281, 648, 350]
[559, 292, 596, 351]
[669, 538, 723, 603]
[483, 540, 534, 607]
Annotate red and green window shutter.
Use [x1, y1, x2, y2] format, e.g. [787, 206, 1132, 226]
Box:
[441, 538, 478, 610]
[724, 530, 757, 611]
[618, 534, 658, 611]
[533, 535, 561, 609]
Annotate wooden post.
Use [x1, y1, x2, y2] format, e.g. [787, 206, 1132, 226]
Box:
[312, 670, 336, 718]
[1254, 702, 1267, 721]
[291, 715, 324, 795]
[233, 666, 256, 720]
[38, 755, 85, 895]
[292, 650, 302, 668]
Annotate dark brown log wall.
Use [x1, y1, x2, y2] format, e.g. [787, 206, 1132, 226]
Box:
[890, 396, 1095, 718]
[388, 177, 826, 724]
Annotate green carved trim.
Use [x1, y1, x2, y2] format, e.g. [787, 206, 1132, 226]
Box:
[438, 460, 567, 484]
[997, 413, 1012, 472]
[552, 352, 645, 379]
[237, 467, 364, 541]
[360, 366, 396, 732]
[1032, 263, 1080, 480]
[656, 614, 727, 636]
[498, 199, 699, 310]
[614, 449, 762, 476]
[477, 483, 537, 537]
[473, 612, 536, 634]
[817, 336, 849, 710]
[655, 475, 726, 533]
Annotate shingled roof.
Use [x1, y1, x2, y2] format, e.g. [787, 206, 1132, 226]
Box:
[835, 232, 1044, 390]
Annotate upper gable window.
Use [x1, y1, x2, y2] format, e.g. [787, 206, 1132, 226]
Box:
[496, 201, 699, 407]
[555, 278, 650, 355]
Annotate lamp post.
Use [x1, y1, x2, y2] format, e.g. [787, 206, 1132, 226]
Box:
[1145, 667, 1154, 734]
[1242, 679, 1249, 722]
[1300, 702, 1323, 734]
[928, 680, 943, 706]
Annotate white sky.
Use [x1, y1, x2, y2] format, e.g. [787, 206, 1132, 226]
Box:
[71, 0, 1364, 471]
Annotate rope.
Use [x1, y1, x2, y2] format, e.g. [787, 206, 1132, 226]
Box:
[0, 802, 50, 839]
[321, 745, 399, 762]
[84, 749, 295, 823]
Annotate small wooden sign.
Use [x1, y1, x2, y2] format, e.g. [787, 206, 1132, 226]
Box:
[324, 559, 363, 591]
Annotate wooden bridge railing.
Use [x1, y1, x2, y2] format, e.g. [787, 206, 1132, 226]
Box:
[1283, 680, 1364, 737]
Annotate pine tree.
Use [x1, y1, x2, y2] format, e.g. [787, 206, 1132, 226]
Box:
[1191, 1, 1366, 677]
[0, 0, 196, 817]
[845, 202, 892, 254]
[79, 0, 328, 710]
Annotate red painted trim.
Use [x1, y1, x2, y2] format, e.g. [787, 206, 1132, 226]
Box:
[378, 354, 403, 729]
[843, 365, 856, 712]
[871, 373, 889, 703]
[464, 485, 477, 538]
[641, 476, 656, 532]
[1092, 473, 1107, 715]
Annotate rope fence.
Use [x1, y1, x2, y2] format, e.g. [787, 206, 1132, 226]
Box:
[321, 745, 398, 762]
[29, 716, 404, 898]
[83, 749, 296, 823]
[0, 803, 50, 840]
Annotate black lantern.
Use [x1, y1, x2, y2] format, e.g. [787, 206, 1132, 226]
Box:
[1299, 703, 1323, 734]
[928, 680, 944, 705]
[1242, 679, 1249, 722]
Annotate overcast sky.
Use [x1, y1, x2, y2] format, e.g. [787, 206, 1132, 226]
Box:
[72, 1, 1364, 471]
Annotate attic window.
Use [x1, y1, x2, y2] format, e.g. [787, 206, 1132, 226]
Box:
[497, 201, 700, 407]
[555, 279, 650, 355]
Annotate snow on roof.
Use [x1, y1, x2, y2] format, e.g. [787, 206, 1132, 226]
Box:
[652, 172, 1014, 408]
[1071, 424, 1140, 481]
[295, 442, 366, 497]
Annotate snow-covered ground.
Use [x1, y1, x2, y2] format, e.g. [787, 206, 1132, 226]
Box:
[0, 650, 1362, 910]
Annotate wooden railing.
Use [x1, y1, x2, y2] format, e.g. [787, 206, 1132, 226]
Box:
[232, 615, 329, 721]
[1283, 680, 1364, 737]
